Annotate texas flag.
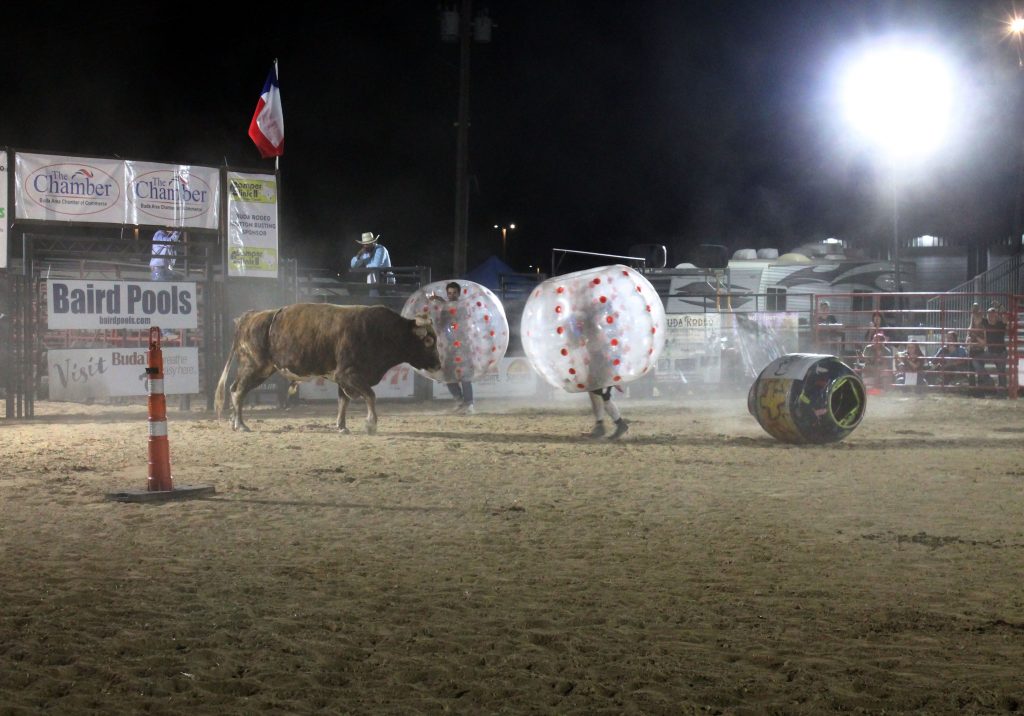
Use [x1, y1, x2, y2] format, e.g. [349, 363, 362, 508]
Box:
[248, 65, 284, 158]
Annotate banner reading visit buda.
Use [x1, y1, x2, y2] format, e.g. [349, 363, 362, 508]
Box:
[227, 171, 279, 278]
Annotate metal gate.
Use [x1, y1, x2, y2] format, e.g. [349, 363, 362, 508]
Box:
[2, 273, 32, 418]
[2, 232, 227, 419]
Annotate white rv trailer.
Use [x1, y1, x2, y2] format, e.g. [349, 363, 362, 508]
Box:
[664, 251, 913, 319]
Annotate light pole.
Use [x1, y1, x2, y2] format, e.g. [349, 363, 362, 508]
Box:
[1007, 16, 1024, 247]
[840, 41, 953, 293]
[494, 223, 516, 263]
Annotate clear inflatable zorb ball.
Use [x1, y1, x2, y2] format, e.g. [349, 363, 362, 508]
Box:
[401, 280, 509, 382]
[521, 264, 666, 393]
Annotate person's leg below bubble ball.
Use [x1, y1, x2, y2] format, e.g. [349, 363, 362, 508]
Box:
[588, 388, 628, 440]
[447, 383, 465, 413]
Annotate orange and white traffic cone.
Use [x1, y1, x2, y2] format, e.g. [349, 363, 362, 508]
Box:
[146, 327, 173, 492]
[105, 328, 215, 503]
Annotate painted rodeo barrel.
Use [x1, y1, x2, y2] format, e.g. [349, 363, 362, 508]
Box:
[747, 353, 866, 444]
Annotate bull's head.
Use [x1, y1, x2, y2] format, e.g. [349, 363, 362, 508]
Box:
[411, 314, 443, 376]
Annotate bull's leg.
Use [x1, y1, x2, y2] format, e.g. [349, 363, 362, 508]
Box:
[230, 362, 275, 432]
[336, 386, 352, 434]
[337, 374, 378, 435]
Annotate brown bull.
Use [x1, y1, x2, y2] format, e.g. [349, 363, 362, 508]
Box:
[215, 303, 441, 433]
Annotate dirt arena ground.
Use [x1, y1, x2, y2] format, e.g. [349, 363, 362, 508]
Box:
[1, 391, 1022, 715]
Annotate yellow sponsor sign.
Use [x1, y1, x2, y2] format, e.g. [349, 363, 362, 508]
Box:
[229, 178, 277, 204]
[229, 246, 278, 273]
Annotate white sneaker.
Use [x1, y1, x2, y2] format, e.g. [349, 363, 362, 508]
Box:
[464, 404, 476, 415]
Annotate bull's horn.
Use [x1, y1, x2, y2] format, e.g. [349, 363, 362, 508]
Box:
[414, 314, 433, 326]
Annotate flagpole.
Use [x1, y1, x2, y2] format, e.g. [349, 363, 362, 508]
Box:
[274, 58, 280, 172]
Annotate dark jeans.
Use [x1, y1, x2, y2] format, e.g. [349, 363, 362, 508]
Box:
[447, 381, 474, 405]
[971, 352, 1007, 388]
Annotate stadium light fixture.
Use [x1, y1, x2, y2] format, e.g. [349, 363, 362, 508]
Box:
[838, 39, 954, 293]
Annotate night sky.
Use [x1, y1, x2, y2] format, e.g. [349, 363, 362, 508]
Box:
[2, 1, 1023, 279]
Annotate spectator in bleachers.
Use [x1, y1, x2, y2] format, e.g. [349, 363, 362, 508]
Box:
[863, 310, 887, 342]
[898, 339, 927, 390]
[930, 330, 968, 387]
[815, 300, 843, 354]
[860, 331, 893, 389]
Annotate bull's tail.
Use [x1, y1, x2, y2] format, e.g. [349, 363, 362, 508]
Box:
[214, 314, 249, 419]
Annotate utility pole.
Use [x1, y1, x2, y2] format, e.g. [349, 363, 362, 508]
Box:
[453, 0, 472, 277]
[442, 1, 491, 277]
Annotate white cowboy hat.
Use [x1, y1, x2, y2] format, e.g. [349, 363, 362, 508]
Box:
[357, 232, 379, 245]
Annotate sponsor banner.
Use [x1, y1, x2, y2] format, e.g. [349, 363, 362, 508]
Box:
[14, 153, 219, 229]
[0, 150, 7, 269]
[47, 347, 199, 401]
[15, 153, 124, 223]
[432, 357, 538, 399]
[662, 314, 722, 381]
[126, 162, 219, 229]
[227, 171, 279, 278]
[47, 280, 198, 330]
[660, 312, 800, 381]
[298, 364, 416, 400]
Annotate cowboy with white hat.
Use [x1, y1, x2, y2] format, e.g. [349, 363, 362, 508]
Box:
[350, 231, 392, 286]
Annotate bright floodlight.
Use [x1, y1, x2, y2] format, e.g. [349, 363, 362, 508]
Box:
[840, 43, 953, 160]
[1010, 16, 1024, 35]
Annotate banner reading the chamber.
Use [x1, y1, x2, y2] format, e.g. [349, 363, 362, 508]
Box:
[46, 280, 198, 330]
[227, 171, 279, 278]
[0, 151, 7, 269]
[14, 153, 219, 229]
[47, 347, 199, 400]
[125, 162, 219, 229]
[15, 153, 125, 223]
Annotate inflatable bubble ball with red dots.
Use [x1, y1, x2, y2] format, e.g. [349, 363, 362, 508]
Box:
[401, 279, 510, 383]
[520, 264, 667, 393]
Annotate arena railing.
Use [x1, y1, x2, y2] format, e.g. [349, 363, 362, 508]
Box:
[811, 292, 1019, 399]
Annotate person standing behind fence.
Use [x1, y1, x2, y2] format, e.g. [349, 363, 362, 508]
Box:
[982, 306, 1007, 389]
[150, 228, 181, 281]
[815, 300, 843, 354]
[350, 232, 392, 286]
[966, 307, 987, 387]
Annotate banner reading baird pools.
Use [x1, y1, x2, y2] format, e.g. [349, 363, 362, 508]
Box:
[46, 280, 198, 330]
[47, 347, 199, 401]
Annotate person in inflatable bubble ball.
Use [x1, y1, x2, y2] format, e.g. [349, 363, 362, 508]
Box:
[429, 281, 476, 414]
[522, 265, 667, 441]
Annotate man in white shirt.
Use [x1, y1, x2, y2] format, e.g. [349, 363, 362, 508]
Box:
[150, 228, 181, 281]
